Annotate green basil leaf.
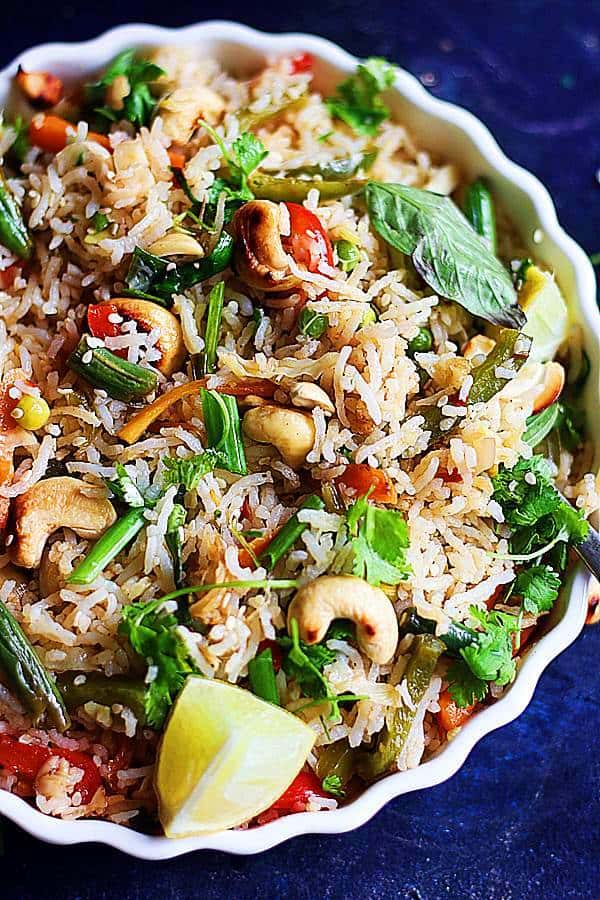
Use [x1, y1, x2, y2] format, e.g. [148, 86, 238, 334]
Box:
[365, 182, 525, 328]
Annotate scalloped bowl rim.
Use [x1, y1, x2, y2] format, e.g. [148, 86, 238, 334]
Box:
[0, 20, 597, 859]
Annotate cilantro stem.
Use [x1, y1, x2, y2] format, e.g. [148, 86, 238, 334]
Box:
[488, 529, 569, 562]
[157, 579, 299, 605]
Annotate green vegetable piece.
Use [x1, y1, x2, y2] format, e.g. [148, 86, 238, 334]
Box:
[201, 389, 247, 475]
[162, 450, 219, 491]
[523, 403, 562, 447]
[165, 503, 186, 590]
[321, 774, 345, 797]
[119, 597, 197, 728]
[249, 173, 367, 203]
[201, 281, 225, 375]
[513, 565, 561, 615]
[397, 607, 477, 654]
[298, 307, 329, 338]
[68, 338, 158, 401]
[259, 495, 325, 571]
[315, 738, 357, 791]
[124, 233, 234, 305]
[467, 329, 531, 404]
[248, 647, 280, 705]
[361, 305, 378, 327]
[325, 58, 396, 136]
[359, 635, 444, 779]
[237, 95, 308, 133]
[85, 49, 165, 128]
[67, 507, 146, 585]
[335, 239, 360, 273]
[463, 178, 497, 254]
[0, 171, 32, 260]
[407, 326, 433, 355]
[5, 115, 30, 163]
[57, 673, 147, 726]
[286, 150, 377, 180]
[0, 600, 70, 731]
[346, 495, 411, 586]
[365, 182, 525, 328]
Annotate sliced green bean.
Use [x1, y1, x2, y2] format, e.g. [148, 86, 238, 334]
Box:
[259, 495, 325, 571]
[67, 507, 145, 585]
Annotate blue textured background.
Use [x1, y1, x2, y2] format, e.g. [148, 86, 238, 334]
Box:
[2, 3, 599, 897]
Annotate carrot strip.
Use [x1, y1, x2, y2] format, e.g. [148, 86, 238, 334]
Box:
[168, 149, 186, 170]
[117, 378, 276, 445]
[29, 114, 111, 154]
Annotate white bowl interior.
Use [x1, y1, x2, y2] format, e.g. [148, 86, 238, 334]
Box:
[0, 20, 597, 857]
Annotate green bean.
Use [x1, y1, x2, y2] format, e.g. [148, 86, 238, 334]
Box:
[248, 648, 279, 705]
[464, 178, 497, 254]
[0, 600, 70, 731]
[237, 95, 308, 132]
[397, 608, 476, 654]
[315, 738, 357, 789]
[67, 507, 145, 585]
[0, 171, 32, 259]
[358, 635, 444, 780]
[57, 672, 147, 726]
[286, 150, 377, 180]
[249, 173, 367, 203]
[259, 495, 325, 571]
[68, 339, 158, 402]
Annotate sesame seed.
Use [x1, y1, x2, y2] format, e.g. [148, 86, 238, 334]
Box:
[81, 350, 93, 364]
[524, 472, 537, 485]
[11, 407, 24, 419]
[86, 336, 104, 349]
[5, 534, 14, 546]
[107, 313, 123, 324]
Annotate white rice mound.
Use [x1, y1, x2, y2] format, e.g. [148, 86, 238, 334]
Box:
[0, 46, 597, 825]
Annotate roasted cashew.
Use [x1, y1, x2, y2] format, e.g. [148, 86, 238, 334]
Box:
[290, 382, 335, 415]
[532, 361, 565, 413]
[242, 405, 315, 469]
[462, 334, 495, 362]
[148, 233, 205, 258]
[287, 575, 399, 664]
[8, 477, 116, 569]
[158, 86, 225, 143]
[100, 298, 186, 376]
[231, 200, 300, 293]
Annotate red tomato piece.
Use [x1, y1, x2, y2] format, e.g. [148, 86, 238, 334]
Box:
[257, 639, 284, 673]
[437, 468, 463, 484]
[58, 748, 102, 803]
[289, 52, 314, 74]
[0, 265, 22, 291]
[271, 770, 325, 811]
[87, 303, 121, 340]
[282, 203, 333, 273]
[437, 690, 476, 733]
[0, 735, 50, 779]
[336, 463, 396, 504]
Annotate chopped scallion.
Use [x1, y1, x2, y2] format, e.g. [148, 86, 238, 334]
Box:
[259, 494, 325, 570]
[248, 648, 280, 705]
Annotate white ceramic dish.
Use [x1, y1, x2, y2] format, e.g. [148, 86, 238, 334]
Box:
[0, 20, 598, 859]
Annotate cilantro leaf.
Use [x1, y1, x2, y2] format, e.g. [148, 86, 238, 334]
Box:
[325, 57, 396, 136]
[119, 597, 196, 727]
[161, 450, 220, 491]
[446, 606, 521, 708]
[513, 565, 561, 615]
[200, 122, 267, 224]
[447, 659, 488, 708]
[347, 496, 411, 586]
[322, 774, 345, 797]
[492, 455, 589, 556]
[85, 49, 165, 128]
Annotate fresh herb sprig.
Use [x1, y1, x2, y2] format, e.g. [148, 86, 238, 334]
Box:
[365, 182, 524, 328]
[345, 493, 411, 586]
[325, 57, 396, 136]
[85, 49, 165, 128]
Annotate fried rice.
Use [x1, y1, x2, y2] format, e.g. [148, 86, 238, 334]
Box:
[0, 44, 597, 832]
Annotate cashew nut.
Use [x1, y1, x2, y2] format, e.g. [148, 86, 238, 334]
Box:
[158, 86, 225, 143]
[242, 405, 315, 469]
[290, 382, 335, 415]
[100, 298, 186, 376]
[231, 200, 300, 293]
[462, 334, 496, 362]
[532, 361, 565, 413]
[287, 575, 399, 665]
[148, 232, 205, 258]
[8, 477, 116, 569]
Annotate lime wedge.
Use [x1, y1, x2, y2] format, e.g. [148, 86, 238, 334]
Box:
[519, 265, 568, 363]
[155, 677, 315, 837]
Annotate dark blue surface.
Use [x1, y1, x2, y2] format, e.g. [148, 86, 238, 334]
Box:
[2, 3, 599, 897]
